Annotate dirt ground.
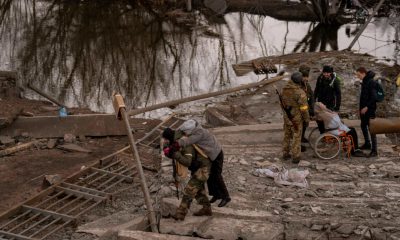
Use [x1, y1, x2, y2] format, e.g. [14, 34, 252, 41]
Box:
[1, 50, 400, 239]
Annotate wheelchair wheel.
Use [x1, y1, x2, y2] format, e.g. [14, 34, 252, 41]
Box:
[314, 133, 341, 160]
[308, 127, 320, 150]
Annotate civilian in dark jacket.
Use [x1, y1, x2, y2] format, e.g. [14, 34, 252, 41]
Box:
[314, 65, 342, 133]
[356, 67, 378, 157]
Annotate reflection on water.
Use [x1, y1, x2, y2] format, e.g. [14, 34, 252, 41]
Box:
[0, 1, 398, 114]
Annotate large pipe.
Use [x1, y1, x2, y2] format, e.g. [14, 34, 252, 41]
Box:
[369, 118, 400, 135]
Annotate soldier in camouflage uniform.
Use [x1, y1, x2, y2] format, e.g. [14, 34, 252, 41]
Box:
[281, 72, 310, 163]
[162, 128, 212, 221]
[299, 65, 315, 151]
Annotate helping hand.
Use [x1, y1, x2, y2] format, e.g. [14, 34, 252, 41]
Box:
[163, 147, 173, 158]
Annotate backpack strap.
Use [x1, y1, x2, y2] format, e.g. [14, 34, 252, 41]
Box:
[329, 73, 337, 87]
[193, 144, 208, 159]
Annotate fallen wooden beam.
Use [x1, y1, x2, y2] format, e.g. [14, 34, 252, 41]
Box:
[0, 140, 37, 157]
[128, 75, 286, 116]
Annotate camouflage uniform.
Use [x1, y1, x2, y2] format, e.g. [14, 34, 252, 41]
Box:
[172, 144, 212, 220]
[282, 81, 310, 161]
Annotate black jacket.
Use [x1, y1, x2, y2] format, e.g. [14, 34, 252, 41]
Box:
[359, 71, 377, 116]
[314, 73, 341, 111]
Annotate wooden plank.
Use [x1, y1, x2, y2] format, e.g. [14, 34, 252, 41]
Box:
[128, 75, 285, 116]
[0, 141, 38, 157]
[0, 114, 159, 138]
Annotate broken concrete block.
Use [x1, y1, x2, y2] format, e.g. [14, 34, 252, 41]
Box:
[298, 160, 312, 167]
[47, 139, 57, 149]
[78, 134, 86, 142]
[21, 132, 30, 138]
[63, 133, 76, 143]
[205, 107, 235, 127]
[20, 111, 34, 117]
[159, 216, 210, 236]
[0, 135, 15, 145]
[42, 174, 62, 187]
[335, 224, 355, 235]
[58, 143, 92, 153]
[197, 218, 284, 240]
[161, 198, 276, 221]
[77, 211, 148, 237]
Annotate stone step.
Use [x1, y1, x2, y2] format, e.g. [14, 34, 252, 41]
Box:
[77, 211, 148, 237]
[159, 217, 284, 240]
[117, 230, 204, 240]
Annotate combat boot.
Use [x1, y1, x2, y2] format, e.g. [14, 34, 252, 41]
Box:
[283, 153, 291, 160]
[292, 157, 300, 164]
[193, 205, 212, 216]
[172, 206, 187, 221]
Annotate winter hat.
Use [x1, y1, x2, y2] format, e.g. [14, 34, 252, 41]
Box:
[162, 128, 175, 143]
[179, 119, 197, 135]
[291, 71, 303, 84]
[322, 65, 333, 73]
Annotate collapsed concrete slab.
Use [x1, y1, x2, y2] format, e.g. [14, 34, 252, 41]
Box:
[77, 211, 148, 237]
[160, 197, 283, 239]
[160, 216, 284, 240]
[0, 114, 159, 138]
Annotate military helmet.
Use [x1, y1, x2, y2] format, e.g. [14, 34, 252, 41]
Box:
[299, 65, 310, 77]
[291, 71, 303, 84]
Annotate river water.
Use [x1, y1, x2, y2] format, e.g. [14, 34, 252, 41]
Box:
[0, 3, 399, 116]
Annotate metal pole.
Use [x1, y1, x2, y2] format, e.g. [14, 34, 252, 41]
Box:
[120, 107, 159, 233]
[27, 83, 64, 107]
[347, 0, 386, 50]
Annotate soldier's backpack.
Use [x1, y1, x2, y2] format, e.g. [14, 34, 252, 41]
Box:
[375, 79, 385, 103]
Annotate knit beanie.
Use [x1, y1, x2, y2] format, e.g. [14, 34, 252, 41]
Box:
[322, 65, 333, 73]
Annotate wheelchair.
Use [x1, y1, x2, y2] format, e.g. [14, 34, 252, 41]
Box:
[308, 127, 355, 160]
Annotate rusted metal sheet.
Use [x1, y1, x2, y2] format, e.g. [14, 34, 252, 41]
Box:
[0, 114, 157, 138]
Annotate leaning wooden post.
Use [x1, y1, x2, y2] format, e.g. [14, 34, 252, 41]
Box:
[347, 0, 386, 50]
[113, 94, 159, 233]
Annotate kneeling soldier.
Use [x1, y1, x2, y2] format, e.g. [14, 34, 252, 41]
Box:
[162, 128, 212, 221]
